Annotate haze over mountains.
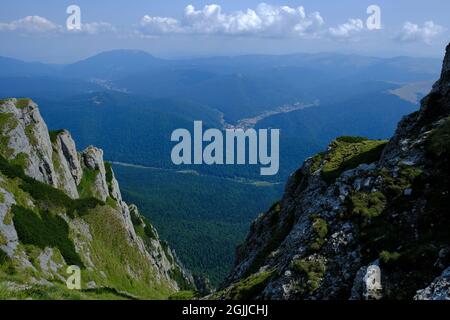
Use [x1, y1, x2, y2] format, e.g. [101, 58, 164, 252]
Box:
[0, 49, 441, 177]
[0, 49, 443, 284]
[0, 50, 441, 123]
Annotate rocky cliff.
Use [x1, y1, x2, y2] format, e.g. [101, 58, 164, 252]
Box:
[0, 99, 194, 299]
[217, 44, 450, 300]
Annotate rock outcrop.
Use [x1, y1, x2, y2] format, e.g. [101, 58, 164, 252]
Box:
[80, 146, 110, 201]
[414, 267, 450, 300]
[218, 44, 450, 300]
[51, 130, 81, 198]
[0, 99, 57, 186]
[0, 99, 195, 299]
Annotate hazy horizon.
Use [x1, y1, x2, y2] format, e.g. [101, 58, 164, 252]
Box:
[0, 0, 448, 63]
[1, 47, 445, 66]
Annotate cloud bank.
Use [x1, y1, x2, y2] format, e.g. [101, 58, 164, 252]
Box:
[396, 21, 445, 44]
[139, 3, 325, 37]
[0, 16, 61, 34]
[0, 15, 115, 36]
[2, 6, 445, 47]
[328, 19, 364, 39]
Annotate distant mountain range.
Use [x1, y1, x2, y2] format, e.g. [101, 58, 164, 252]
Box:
[0, 50, 441, 178]
[0, 49, 443, 285]
[0, 50, 441, 122]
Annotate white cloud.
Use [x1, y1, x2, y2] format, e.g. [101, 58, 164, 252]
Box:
[328, 19, 364, 39]
[0, 16, 61, 34]
[69, 22, 116, 35]
[138, 3, 325, 37]
[140, 16, 183, 34]
[396, 21, 445, 44]
[0, 15, 115, 36]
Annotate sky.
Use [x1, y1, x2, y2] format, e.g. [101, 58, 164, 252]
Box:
[0, 0, 449, 63]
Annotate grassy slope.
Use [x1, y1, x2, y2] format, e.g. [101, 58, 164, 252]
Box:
[0, 156, 175, 300]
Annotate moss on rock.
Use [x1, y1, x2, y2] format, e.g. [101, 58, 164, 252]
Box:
[322, 137, 387, 183]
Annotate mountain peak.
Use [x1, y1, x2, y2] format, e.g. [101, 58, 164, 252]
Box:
[438, 43, 450, 84]
[87, 49, 157, 60]
[64, 50, 164, 80]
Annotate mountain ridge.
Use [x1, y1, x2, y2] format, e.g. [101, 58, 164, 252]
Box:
[0, 98, 195, 299]
[216, 43, 450, 300]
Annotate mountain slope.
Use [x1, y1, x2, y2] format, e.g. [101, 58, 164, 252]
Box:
[0, 98, 194, 299]
[217, 44, 450, 300]
[63, 50, 166, 80]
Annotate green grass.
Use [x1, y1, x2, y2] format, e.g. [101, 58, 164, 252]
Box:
[49, 129, 65, 143]
[310, 217, 328, 251]
[104, 162, 117, 198]
[321, 137, 388, 183]
[379, 250, 401, 265]
[129, 205, 193, 292]
[81, 206, 175, 299]
[335, 136, 369, 143]
[0, 281, 137, 300]
[161, 241, 174, 264]
[310, 152, 325, 173]
[0, 249, 9, 264]
[0, 112, 18, 158]
[133, 218, 157, 241]
[24, 124, 38, 147]
[77, 168, 99, 199]
[168, 290, 199, 300]
[427, 117, 450, 158]
[223, 270, 275, 300]
[12, 205, 83, 266]
[0, 155, 102, 268]
[5, 162, 105, 218]
[15, 98, 31, 109]
[169, 266, 195, 291]
[10, 153, 29, 169]
[3, 208, 13, 225]
[0, 153, 179, 300]
[292, 258, 326, 293]
[0, 113, 17, 132]
[104, 162, 113, 184]
[0, 233, 7, 246]
[349, 191, 387, 219]
[380, 166, 422, 199]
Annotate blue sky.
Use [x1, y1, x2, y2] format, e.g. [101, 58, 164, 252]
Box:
[0, 0, 449, 63]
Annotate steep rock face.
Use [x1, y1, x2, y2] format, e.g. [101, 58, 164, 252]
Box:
[0, 100, 195, 299]
[0, 101, 85, 199]
[0, 99, 57, 186]
[81, 147, 109, 201]
[55, 130, 83, 185]
[219, 44, 450, 300]
[51, 130, 81, 199]
[128, 204, 194, 288]
[0, 187, 19, 257]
